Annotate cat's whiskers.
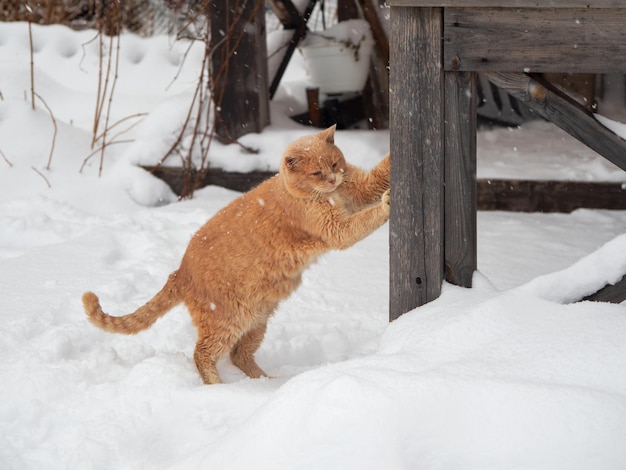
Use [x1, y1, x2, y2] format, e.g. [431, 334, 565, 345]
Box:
[311, 186, 330, 199]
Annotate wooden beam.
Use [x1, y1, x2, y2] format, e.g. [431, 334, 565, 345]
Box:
[389, 7, 444, 320]
[482, 72, 626, 172]
[390, 1, 626, 9]
[443, 8, 626, 74]
[478, 179, 626, 213]
[444, 71, 477, 287]
[144, 166, 626, 213]
[143, 167, 274, 195]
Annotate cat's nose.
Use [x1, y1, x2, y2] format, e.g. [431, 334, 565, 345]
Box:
[329, 175, 336, 185]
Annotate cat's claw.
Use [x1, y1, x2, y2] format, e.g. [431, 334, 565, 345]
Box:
[382, 189, 390, 206]
[381, 189, 390, 217]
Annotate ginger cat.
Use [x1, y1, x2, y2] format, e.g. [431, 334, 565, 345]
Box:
[83, 125, 390, 384]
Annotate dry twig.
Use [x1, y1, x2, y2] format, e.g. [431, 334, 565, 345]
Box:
[93, 113, 146, 142]
[31, 166, 51, 188]
[34, 92, 57, 170]
[26, 7, 35, 111]
[98, 11, 122, 177]
[154, 0, 265, 198]
[0, 149, 13, 167]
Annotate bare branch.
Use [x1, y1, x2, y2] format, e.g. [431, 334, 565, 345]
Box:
[34, 92, 58, 170]
[31, 166, 51, 188]
[0, 149, 13, 167]
[79, 139, 134, 174]
[93, 113, 146, 142]
[27, 18, 35, 111]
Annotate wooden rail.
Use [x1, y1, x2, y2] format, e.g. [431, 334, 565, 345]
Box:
[143, 166, 626, 213]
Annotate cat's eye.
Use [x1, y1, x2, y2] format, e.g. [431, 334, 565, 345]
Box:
[312, 171, 322, 177]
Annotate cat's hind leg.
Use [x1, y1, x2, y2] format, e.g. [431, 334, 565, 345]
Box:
[194, 334, 229, 385]
[194, 315, 244, 384]
[230, 320, 268, 379]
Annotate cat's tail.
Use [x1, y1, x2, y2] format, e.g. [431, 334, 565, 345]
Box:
[82, 272, 181, 335]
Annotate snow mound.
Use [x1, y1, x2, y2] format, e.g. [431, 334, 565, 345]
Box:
[1, 20, 626, 470]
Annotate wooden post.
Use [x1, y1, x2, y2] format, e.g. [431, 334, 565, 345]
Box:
[210, 0, 270, 141]
[306, 88, 322, 127]
[444, 71, 477, 287]
[389, 7, 444, 320]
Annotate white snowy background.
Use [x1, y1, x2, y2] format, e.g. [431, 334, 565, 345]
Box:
[1, 21, 626, 469]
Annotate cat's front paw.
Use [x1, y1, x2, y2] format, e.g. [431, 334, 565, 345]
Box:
[381, 189, 390, 216]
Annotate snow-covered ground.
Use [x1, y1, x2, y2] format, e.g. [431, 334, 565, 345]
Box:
[1, 22, 626, 470]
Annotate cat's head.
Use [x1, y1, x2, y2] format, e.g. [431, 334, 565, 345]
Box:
[280, 125, 347, 198]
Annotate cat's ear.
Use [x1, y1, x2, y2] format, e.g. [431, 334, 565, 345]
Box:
[316, 124, 336, 144]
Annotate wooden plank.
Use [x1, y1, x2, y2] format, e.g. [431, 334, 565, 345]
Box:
[444, 71, 477, 287]
[210, 1, 270, 140]
[143, 166, 626, 213]
[389, 7, 444, 320]
[483, 72, 626, 172]
[390, 1, 626, 8]
[143, 167, 275, 195]
[443, 8, 626, 73]
[478, 179, 626, 213]
[583, 276, 626, 304]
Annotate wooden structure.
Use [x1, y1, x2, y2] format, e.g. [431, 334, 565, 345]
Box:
[209, 1, 269, 141]
[388, 1, 626, 319]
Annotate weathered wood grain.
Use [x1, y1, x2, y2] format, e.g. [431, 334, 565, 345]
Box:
[444, 71, 477, 287]
[143, 167, 275, 195]
[483, 72, 626, 172]
[389, 7, 444, 320]
[387, 0, 626, 318]
[390, 1, 626, 8]
[443, 8, 626, 73]
[478, 179, 626, 213]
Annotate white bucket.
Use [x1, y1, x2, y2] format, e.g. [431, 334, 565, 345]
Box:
[300, 40, 374, 94]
